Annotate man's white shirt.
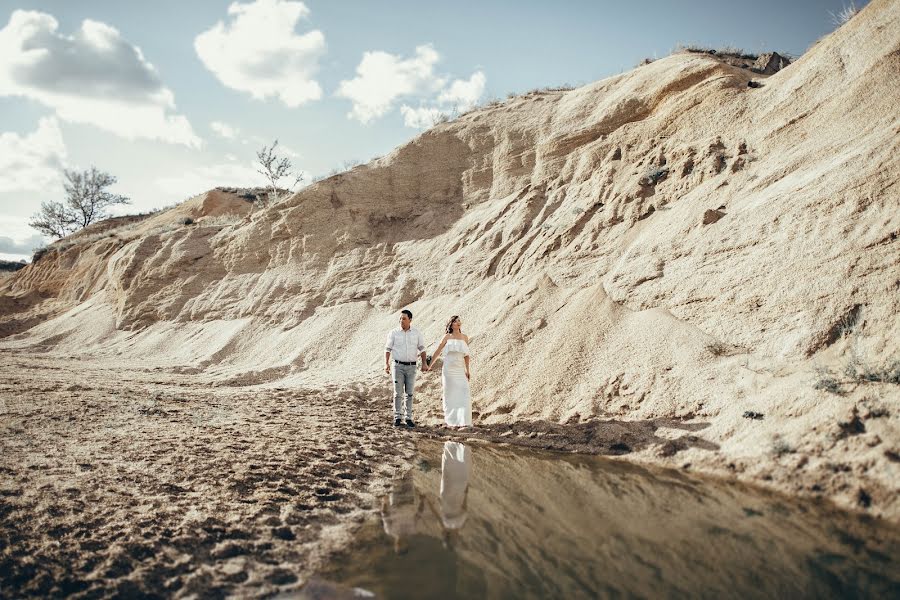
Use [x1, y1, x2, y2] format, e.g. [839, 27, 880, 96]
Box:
[386, 327, 425, 362]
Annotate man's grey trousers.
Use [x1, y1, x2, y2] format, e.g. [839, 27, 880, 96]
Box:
[392, 362, 416, 420]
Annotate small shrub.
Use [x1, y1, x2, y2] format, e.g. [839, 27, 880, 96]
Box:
[824, 304, 862, 347]
[180, 217, 195, 226]
[707, 342, 731, 356]
[69, 221, 142, 245]
[846, 359, 900, 385]
[814, 373, 845, 395]
[31, 246, 50, 263]
[813, 355, 900, 395]
[718, 45, 758, 60]
[830, 2, 859, 26]
[256, 140, 303, 207]
[674, 44, 758, 61]
[770, 436, 794, 457]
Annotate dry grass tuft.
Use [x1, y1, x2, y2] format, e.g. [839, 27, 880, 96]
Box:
[830, 2, 860, 26]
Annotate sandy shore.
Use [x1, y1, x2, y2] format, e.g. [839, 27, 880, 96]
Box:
[0, 352, 414, 598]
[1, 350, 897, 597]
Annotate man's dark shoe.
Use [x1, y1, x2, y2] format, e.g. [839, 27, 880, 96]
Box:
[393, 418, 402, 427]
[405, 419, 415, 428]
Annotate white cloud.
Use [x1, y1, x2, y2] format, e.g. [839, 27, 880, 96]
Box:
[438, 71, 486, 111]
[336, 45, 445, 124]
[155, 161, 271, 198]
[0, 216, 47, 261]
[277, 143, 302, 159]
[337, 45, 486, 127]
[399, 105, 445, 128]
[0, 231, 45, 261]
[195, 0, 325, 107]
[0, 10, 201, 147]
[0, 117, 66, 193]
[211, 121, 239, 139]
[399, 70, 487, 129]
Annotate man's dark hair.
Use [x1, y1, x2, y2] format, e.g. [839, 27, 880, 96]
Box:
[401, 309, 413, 320]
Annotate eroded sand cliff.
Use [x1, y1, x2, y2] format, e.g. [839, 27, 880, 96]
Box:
[2, 0, 898, 523]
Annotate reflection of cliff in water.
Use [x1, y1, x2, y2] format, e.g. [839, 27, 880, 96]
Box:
[318, 439, 900, 599]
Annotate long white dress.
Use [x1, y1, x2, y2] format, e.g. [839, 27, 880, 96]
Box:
[440, 441, 472, 530]
[442, 338, 471, 426]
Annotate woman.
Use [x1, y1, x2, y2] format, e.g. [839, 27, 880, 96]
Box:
[438, 440, 471, 548]
[429, 315, 472, 427]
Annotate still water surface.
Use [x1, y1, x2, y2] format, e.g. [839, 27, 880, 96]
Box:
[310, 439, 899, 599]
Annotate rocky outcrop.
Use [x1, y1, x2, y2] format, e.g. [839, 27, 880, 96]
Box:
[752, 51, 791, 74]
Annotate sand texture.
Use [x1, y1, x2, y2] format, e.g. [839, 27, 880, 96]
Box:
[1, 4, 899, 591]
[0, 353, 414, 596]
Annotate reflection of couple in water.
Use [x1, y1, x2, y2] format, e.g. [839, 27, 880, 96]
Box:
[381, 441, 472, 553]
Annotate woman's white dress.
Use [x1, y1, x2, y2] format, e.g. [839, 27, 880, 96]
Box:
[440, 441, 472, 530]
[442, 338, 471, 426]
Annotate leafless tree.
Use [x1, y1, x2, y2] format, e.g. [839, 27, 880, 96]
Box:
[30, 167, 130, 238]
[256, 140, 304, 206]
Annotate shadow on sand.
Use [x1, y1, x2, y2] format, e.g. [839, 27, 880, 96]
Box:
[413, 416, 718, 457]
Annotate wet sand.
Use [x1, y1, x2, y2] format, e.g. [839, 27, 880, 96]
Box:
[1, 351, 896, 597]
[0, 352, 413, 597]
[320, 439, 900, 599]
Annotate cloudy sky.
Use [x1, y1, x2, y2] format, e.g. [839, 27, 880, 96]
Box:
[0, 0, 860, 261]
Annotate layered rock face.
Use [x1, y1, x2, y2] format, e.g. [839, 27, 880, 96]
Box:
[2, 0, 898, 516]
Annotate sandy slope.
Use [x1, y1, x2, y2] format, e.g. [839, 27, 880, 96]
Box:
[1, 0, 898, 529]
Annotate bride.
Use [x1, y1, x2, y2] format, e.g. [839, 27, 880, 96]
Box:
[428, 315, 471, 427]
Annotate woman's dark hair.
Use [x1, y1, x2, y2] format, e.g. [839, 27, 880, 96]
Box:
[401, 309, 413, 320]
[445, 315, 460, 334]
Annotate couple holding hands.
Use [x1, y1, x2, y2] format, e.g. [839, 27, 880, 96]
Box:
[384, 309, 471, 429]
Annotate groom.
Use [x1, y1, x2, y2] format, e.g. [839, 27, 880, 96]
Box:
[384, 309, 427, 428]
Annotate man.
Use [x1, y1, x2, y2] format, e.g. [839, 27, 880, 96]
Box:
[380, 470, 424, 554]
[384, 309, 427, 428]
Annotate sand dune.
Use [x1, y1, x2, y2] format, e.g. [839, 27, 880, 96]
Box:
[2, 0, 898, 530]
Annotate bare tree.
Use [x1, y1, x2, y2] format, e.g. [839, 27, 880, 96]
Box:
[30, 167, 130, 238]
[256, 140, 304, 207]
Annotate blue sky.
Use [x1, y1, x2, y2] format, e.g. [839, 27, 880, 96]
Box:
[0, 0, 864, 261]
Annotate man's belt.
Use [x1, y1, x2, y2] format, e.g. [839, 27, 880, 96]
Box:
[394, 360, 417, 366]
